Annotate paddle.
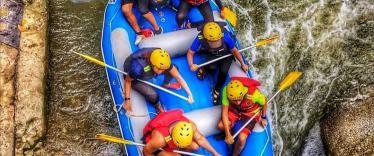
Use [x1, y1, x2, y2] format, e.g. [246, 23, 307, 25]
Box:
[95, 134, 204, 156]
[73, 52, 189, 103]
[232, 71, 303, 138]
[197, 36, 279, 68]
[222, 7, 237, 27]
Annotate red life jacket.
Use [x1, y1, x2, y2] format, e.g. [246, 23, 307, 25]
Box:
[228, 77, 265, 121]
[185, 0, 208, 6]
[143, 109, 190, 151]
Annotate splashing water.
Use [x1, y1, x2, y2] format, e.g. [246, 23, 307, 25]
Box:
[301, 123, 325, 156]
[223, 0, 373, 155]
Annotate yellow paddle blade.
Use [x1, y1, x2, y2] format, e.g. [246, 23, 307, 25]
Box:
[255, 35, 279, 47]
[95, 134, 133, 145]
[279, 71, 303, 91]
[74, 52, 106, 67]
[222, 7, 237, 27]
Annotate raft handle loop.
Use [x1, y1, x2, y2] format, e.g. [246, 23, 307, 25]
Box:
[127, 117, 143, 155]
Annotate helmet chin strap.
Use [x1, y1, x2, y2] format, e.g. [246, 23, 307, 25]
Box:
[207, 39, 223, 48]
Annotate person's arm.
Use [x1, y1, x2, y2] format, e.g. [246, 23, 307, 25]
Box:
[215, 0, 225, 19]
[223, 32, 247, 68]
[143, 131, 166, 156]
[221, 105, 231, 137]
[261, 100, 267, 119]
[261, 98, 268, 127]
[187, 49, 195, 68]
[122, 75, 133, 112]
[252, 88, 268, 127]
[169, 66, 192, 95]
[124, 75, 132, 100]
[222, 105, 234, 144]
[226, 32, 248, 72]
[169, 66, 194, 103]
[221, 87, 231, 135]
[231, 47, 246, 66]
[192, 123, 220, 156]
[188, 38, 201, 71]
[187, 49, 200, 72]
[214, 0, 224, 10]
[221, 87, 234, 144]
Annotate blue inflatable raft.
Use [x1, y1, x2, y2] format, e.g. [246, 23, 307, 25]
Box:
[101, 0, 273, 155]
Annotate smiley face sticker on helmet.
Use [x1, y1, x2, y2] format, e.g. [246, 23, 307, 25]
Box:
[226, 80, 247, 101]
[172, 121, 193, 148]
[150, 49, 171, 70]
[203, 22, 224, 41]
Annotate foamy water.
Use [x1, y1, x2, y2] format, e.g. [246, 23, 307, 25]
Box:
[225, 0, 373, 155]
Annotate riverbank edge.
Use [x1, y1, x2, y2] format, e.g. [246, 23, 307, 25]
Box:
[0, 0, 48, 155]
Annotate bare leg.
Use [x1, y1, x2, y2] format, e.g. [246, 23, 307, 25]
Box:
[143, 12, 160, 31]
[233, 132, 249, 156]
[197, 1, 214, 23]
[185, 141, 200, 152]
[122, 3, 141, 33]
[176, 0, 192, 27]
[158, 151, 180, 156]
[217, 120, 232, 130]
[122, 2, 144, 44]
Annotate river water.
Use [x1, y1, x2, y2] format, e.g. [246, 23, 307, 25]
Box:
[46, 0, 123, 155]
[46, 0, 373, 155]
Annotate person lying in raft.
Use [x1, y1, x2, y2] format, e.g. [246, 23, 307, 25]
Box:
[187, 22, 249, 104]
[176, 0, 225, 28]
[121, 0, 165, 45]
[217, 77, 268, 156]
[143, 109, 221, 156]
[122, 48, 194, 113]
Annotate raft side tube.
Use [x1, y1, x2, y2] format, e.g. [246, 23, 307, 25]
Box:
[111, 28, 131, 86]
[139, 28, 199, 57]
[184, 106, 222, 136]
[138, 11, 232, 57]
[111, 28, 151, 145]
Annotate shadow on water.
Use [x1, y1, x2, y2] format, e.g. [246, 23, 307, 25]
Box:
[45, 0, 123, 155]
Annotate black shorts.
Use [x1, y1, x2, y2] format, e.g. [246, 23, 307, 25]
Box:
[121, 0, 149, 15]
[122, 0, 134, 5]
[153, 149, 162, 155]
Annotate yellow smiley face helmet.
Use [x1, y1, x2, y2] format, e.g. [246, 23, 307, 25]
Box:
[203, 22, 224, 41]
[150, 49, 171, 70]
[226, 80, 247, 101]
[172, 121, 193, 148]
